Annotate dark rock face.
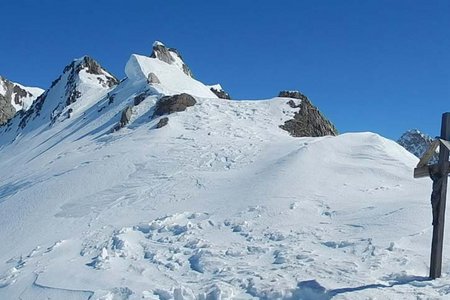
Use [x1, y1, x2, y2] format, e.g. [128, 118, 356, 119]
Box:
[134, 93, 147, 106]
[118, 106, 133, 129]
[398, 129, 436, 159]
[279, 91, 337, 137]
[150, 42, 194, 78]
[153, 93, 196, 117]
[156, 117, 169, 128]
[210, 87, 231, 100]
[65, 56, 119, 89]
[0, 76, 42, 125]
[0, 94, 16, 125]
[278, 90, 308, 101]
[286, 99, 299, 108]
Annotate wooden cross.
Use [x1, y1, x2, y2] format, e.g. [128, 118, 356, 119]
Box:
[414, 112, 450, 279]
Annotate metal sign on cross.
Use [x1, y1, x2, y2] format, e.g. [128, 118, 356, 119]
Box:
[414, 112, 450, 279]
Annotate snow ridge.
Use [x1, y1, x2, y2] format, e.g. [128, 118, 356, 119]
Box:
[0, 40, 437, 299]
[0, 56, 118, 139]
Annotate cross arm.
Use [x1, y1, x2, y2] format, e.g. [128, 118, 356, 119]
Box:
[414, 162, 450, 178]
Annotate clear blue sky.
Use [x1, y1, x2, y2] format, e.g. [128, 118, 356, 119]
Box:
[1, 0, 449, 139]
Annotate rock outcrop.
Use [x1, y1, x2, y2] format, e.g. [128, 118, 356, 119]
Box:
[153, 93, 196, 117]
[279, 90, 307, 100]
[210, 86, 231, 100]
[0, 76, 43, 125]
[115, 106, 133, 130]
[150, 41, 194, 78]
[279, 90, 337, 137]
[0, 94, 16, 125]
[156, 117, 169, 128]
[147, 72, 160, 84]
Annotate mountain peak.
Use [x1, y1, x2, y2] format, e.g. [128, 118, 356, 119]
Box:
[150, 41, 194, 78]
[0, 76, 43, 125]
[398, 129, 435, 158]
[16, 56, 118, 130]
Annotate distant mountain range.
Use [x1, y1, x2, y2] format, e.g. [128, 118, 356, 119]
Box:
[397, 129, 435, 159]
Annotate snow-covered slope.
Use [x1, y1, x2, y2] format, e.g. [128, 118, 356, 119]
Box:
[0, 42, 441, 299]
[0, 56, 119, 143]
[0, 76, 43, 124]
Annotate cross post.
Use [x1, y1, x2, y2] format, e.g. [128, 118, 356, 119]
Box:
[429, 112, 450, 279]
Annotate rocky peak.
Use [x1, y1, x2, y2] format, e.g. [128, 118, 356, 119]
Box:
[278, 90, 308, 101]
[279, 90, 337, 137]
[150, 41, 194, 78]
[209, 84, 231, 100]
[398, 129, 435, 159]
[17, 56, 118, 129]
[0, 76, 43, 125]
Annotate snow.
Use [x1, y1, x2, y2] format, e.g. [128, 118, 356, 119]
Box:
[0, 80, 6, 96]
[125, 54, 217, 98]
[0, 46, 444, 299]
[207, 84, 223, 91]
[153, 41, 165, 47]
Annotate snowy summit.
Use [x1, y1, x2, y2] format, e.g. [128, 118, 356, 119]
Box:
[0, 41, 438, 299]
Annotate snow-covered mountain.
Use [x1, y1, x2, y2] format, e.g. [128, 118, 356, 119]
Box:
[398, 129, 435, 159]
[0, 76, 43, 124]
[0, 42, 440, 299]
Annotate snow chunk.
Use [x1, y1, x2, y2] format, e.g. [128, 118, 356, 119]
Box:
[153, 41, 165, 47]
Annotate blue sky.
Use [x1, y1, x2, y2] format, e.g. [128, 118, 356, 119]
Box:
[1, 0, 449, 139]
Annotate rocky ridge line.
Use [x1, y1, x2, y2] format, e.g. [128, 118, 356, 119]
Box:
[279, 90, 338, 137]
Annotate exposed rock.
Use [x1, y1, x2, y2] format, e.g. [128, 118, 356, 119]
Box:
[156, 117, 169, 128]
[279, 91, 337, 137]
[150, 41, 194, 78]
[134, 93, 147, 106]
[0, 94, 16, 125]
[286, 99, 300, 108]
[278, 90, 308, 101]
[147, 72, 160, 84]
[65, 56, 119, 89]
[0, 76, 43, 125]
[153, 93, 196, 117]
[210, 87, 231, 100]
[398, 129, 436, 160]
[117, 106, 133, 129]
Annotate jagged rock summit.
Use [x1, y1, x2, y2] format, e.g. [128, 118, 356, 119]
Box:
[150, 41, 194, 78]
[398, 129, 435, 158]
[5, 56, 118, 132]
[0, 76, 43, 125]
[208, 84, 231, 100]
[278, 90, 338, 137]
